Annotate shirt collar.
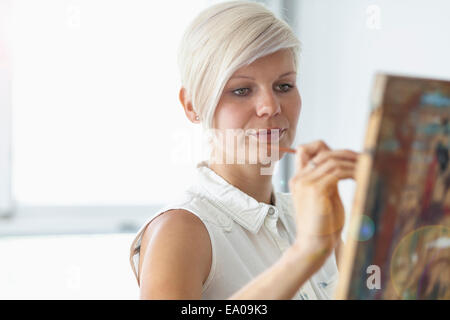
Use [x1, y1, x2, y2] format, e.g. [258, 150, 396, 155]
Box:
[195, 160, 283, 234]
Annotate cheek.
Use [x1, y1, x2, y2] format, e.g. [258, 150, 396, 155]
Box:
[213, 102, 249, 129]
[286, 93, 302, 122]
[294, 98, 301, 119]
[283, 94, 301, 141]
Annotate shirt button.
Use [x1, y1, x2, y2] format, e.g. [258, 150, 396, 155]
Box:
[268, 207, 275, 215]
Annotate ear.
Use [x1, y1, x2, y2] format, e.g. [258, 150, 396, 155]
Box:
[179, 87, 200, 124]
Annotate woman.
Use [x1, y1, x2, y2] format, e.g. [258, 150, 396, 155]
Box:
[129, 0, 358, 299]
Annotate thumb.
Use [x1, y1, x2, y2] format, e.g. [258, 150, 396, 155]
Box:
[294, 140, 330, 172]
[295, 146, 310, 172]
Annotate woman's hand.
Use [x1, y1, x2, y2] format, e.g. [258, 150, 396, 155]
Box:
[288, 140, 358, 270]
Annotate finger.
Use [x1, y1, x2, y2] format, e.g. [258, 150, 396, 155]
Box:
[305, 167, 355, 192]
[311, 149, 359, 166]
[303, 158, 356, 182]
[295, 140, 331, 161]
[316, 167, 356, 190]
[294, 147, 307, 173]
[294, 140, 331, 172]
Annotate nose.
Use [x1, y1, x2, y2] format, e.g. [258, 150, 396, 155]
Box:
[255, 89, 281, 118]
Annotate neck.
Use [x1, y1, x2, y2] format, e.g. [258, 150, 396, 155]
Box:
[207, 161, 274, 205]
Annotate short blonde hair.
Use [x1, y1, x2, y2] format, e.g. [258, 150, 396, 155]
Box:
[177, 0, 301, 130]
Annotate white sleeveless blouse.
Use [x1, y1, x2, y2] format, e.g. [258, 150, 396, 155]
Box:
[129, 160, 339, 300]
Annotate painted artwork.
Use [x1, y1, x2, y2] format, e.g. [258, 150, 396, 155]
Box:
[335, 74, 450, 300]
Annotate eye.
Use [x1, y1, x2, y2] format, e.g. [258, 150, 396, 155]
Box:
[278, 84, 294, 92]
[232, 88, 250, 96]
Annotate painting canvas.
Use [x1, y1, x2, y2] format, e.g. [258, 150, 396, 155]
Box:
[335, 73, 450, 300]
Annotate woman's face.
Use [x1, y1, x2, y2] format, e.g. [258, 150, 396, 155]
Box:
[211, 49, 301, 164]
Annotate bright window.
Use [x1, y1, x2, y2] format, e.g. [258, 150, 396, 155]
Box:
[11, 0, 209, 207]
[0, 233, 138, 299]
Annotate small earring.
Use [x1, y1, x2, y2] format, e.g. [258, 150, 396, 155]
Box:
[195, 115, 200, 121]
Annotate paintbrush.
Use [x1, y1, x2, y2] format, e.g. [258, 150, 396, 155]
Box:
[275, 146, 297, 154]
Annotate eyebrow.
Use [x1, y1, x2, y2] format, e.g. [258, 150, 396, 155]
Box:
[230, 71, 296, 80]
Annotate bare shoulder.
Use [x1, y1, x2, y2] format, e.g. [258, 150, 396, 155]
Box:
[139, 209, 212, 262]
[138, 209, 212, 299]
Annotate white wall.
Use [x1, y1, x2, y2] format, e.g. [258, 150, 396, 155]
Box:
[291, 0, 450, 239]
[0, 233, 139, 299]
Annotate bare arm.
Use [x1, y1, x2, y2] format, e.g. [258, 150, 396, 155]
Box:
[335, 238, 344, 272]
[138, 210, 321, 300]
[138, 210, 212, 299]
[228, 242, 325, 300]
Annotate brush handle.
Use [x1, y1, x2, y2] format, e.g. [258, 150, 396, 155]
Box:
[277, 146, 297, 154]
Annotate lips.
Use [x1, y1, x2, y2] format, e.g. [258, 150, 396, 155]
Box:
[247, 128, 287, 141]
[255, 128, 285, 136]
